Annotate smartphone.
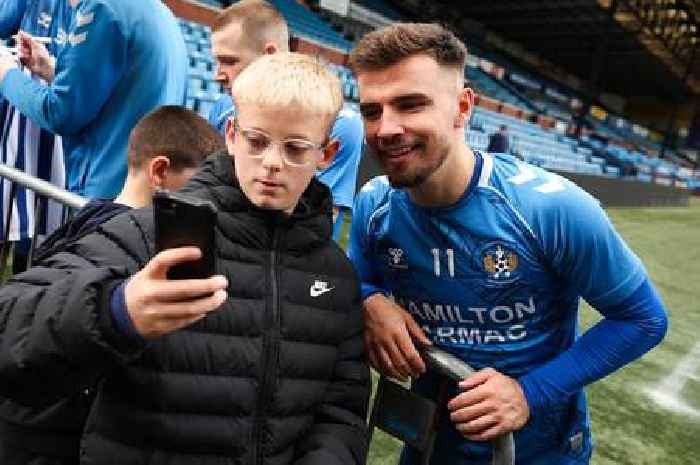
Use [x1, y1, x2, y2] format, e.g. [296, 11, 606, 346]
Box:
[153, 190, 217, 280]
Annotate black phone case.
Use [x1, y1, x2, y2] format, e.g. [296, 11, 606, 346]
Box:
[153, 190, 217, 280]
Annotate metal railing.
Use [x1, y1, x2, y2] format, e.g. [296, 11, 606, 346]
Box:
[0, 163, 87, 272]
[369, 346, 515, 465]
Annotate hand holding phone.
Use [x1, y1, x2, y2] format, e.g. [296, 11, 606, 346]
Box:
[124, 247, 228, 339]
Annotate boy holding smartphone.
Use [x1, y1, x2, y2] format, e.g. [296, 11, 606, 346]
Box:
[0, 52, 369, 465]
[0, 105, 223, 465]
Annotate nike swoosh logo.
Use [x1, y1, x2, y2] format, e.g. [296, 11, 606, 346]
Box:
[310, 286, 334, 297]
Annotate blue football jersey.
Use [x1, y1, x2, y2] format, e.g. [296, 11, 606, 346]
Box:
[349, 152, 647, 464]
[208, 93, 234, 135]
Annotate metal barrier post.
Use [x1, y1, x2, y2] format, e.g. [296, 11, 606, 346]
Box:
[0, 163, 87, 275]
[26, 196, 46, 265]
[1, 183, 18, 272]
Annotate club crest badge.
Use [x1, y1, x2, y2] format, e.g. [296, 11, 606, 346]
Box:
[482, 244, 519, 280]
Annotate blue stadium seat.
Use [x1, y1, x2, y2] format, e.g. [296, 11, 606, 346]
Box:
[269, 0, 353, 51]
[471, 107, 607, 176]
[354, 0, 404, 20]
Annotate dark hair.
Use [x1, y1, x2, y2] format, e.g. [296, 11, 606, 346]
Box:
[212, 0, 288, 49]
[349, 23, 467, 73]
[127, 106, 225, 171]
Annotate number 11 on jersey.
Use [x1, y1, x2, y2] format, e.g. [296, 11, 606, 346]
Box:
[431, 248, 455, 278]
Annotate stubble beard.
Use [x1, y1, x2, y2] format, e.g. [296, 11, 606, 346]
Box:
[383, 144, 450, 189]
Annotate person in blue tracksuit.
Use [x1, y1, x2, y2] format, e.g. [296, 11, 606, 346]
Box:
[348, 24, 668, 465]
[207, 0, 363, 241]
[0, 0, 187, 199]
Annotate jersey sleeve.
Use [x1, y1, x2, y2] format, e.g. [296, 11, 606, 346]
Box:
[0, 0, 127, 135]
[519, 278, 667, 415]
[0, 0, 26, 37]
[348, 179, 386, 301]
[512, 173, 666, 414]
[316, 109, 364, 209]
[535, 180, 647, 308]
[208, 94, 234, 136]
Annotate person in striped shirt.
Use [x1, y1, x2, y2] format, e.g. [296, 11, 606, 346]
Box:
[0, 0, 71, 272]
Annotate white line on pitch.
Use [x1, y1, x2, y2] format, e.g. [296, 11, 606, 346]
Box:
[645, 341, 700, 418]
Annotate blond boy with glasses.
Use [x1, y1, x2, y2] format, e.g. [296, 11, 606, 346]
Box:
[0, 52, 370, 465]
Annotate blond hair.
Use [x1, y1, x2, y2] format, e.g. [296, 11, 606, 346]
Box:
[213, 0, 289, 52]
[232, 53, 343, 132]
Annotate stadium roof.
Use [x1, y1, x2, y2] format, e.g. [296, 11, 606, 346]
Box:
[393, 0, 700, 100]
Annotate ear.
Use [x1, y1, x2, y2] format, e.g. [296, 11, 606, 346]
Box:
[454, 86, 475, 129]
[225, 117, 236, 155]
[263, 42, 279, 55]
[148, 155, 171, 190]
[317, 139, 340, 170]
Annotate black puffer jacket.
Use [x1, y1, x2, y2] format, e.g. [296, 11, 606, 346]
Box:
[0, 152, 370, 465]
[0, 200, 131, 465]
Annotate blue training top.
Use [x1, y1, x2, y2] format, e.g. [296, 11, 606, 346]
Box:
[0, 0, 188, 199]
[349, 152, 667, 465]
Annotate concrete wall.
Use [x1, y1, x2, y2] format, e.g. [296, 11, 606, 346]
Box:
[550, 170, 690, 207]
[356, 154, 690, 208]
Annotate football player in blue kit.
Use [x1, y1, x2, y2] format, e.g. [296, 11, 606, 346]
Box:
[348, 23, 668, 465]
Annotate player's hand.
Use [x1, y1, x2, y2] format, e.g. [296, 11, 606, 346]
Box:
[124, 247, 228, 340]
[447, 367, 530, 441]
[363, 293, 431, 381]
[17, 31, 55, 82]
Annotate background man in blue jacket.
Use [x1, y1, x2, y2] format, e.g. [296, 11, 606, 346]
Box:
[0, 0, 188, 199]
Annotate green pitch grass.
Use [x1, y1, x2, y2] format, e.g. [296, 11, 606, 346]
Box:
[361, 198, 700, 465]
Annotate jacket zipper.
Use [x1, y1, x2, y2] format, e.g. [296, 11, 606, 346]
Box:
[252, 226, 282, 465]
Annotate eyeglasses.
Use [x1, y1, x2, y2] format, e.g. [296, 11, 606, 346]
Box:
[231, 118, 326, 167]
